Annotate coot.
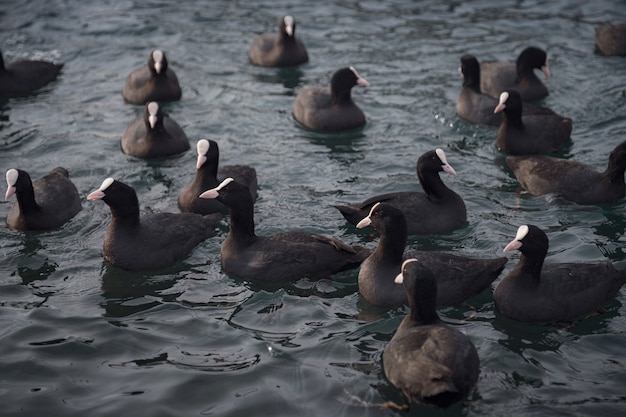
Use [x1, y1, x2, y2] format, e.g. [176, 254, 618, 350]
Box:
[334, 148, 466, 235]
[506, 140, 626, 204]
[248, 15, 309, 67]
[121, 101, 189, 158]
[87, 178, 220, 271]
[494, 90, 572, 155]
[199, 178, 371, 281]
[178, 139, 258, 215]
[122, 49, 182, 104]
[457, 54, 555, 127]
[494, 225, 626, 322]
[5, 167, 81, 231]
[0, 49, 63, 96]
[480, 46, 550, 102]
[356, 202, 506, 307]
[383, 259, 480, 409]
[292, 66, 369, 132]
[595, 23, 626, 56]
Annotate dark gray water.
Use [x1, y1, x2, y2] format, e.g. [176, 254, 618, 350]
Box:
[1, 0, 625, 415]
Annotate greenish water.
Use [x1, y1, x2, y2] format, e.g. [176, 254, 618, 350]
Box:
[0, 0, 625, 416]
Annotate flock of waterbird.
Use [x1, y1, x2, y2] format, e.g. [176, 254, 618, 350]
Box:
[2, 15, 626, 409]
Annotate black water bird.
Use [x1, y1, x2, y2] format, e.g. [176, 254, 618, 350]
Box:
[248, 15, 309, 67]
[122, 49, 182, 104]
[356, 202, 506, 307]
[506, 140, 626, 205]
[178, 139, 257, 215]
[383, 259, 480, 409]
[334, 149, 466, 235]
[121, 101, 189, 158]
[200, 178, 371, 281]
[87, 178, 220, 271]
[495, 224, 626, 322]
[0, 49, 63, 96]
[293, 66, 369, 132]
[5, 167, 81, 231]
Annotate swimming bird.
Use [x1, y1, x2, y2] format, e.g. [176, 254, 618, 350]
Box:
[199, 178, 371, 282]
[383, 259, 480, 409]
[356, 202, 506, 307]
[457, 54, 556, 127]
[595, 23, 626, 56]
[122, 49, 182, 104]
[248, 15, 309, 67]
[494, 90, 572, 155]
[494, 224, 626, 322]
[506, 140, 626, 205]
[334, 148, 466, 235]
[121, 101, 189, 158]
[87, 178, 220, 271]
[5, 167, 81, 231]
[178, 139, 258, 215]
[457, 54, 503, 127]
[480, 46, 550, 102]
[292, 66, 369, 132]
[0, 49, 63, 96]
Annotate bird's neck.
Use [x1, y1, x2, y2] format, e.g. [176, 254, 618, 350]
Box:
[14, 186, 41, 215]
[227, 201, 257, 243]
[109, 203, 141, 229]
[197, 163, 219, 189]
[375, 228, 406, 264]
[331, 87, 353, 106]
[518, 253, 544, 284]
[408, 303, 440, 325]
[418, 170, 451, 199]
[503, 110, 524, 130]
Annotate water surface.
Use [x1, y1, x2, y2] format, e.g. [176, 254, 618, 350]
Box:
[1, 1, 625, 416]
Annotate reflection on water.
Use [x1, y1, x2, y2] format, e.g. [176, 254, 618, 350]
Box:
[17, 261, 57, 285]
[99, 262, 182, 318]
[492, 305, 620, 356]
[299, 125, 367, 156]
[595, 209, 626, 240]
[17, 233, 44, 255]
[251, 66, 306, 91]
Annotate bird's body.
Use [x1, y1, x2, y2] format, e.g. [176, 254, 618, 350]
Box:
[179, 139, 257, 215]
[200, 178, 371, 282]
[495, 225, 626, 322]
[122, 50, 181, 105]
[494, 90, 572, 155]
[480, 47, 550, 102]
[595, 23, 626, 56]
[356, 202, 506, 307]
[248, 15, 308, 67]
[87, 178, 219, 271]
[5, 167, 81, 231]
[121, 101, 189, 158]
[0, 50, 63, 96]
[335, 149, 466, 235]
[457, 54, 556, 127]
[506, 140, 626, 204]
[293, 66, 369, 132]
[383, 260, 480, 408]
